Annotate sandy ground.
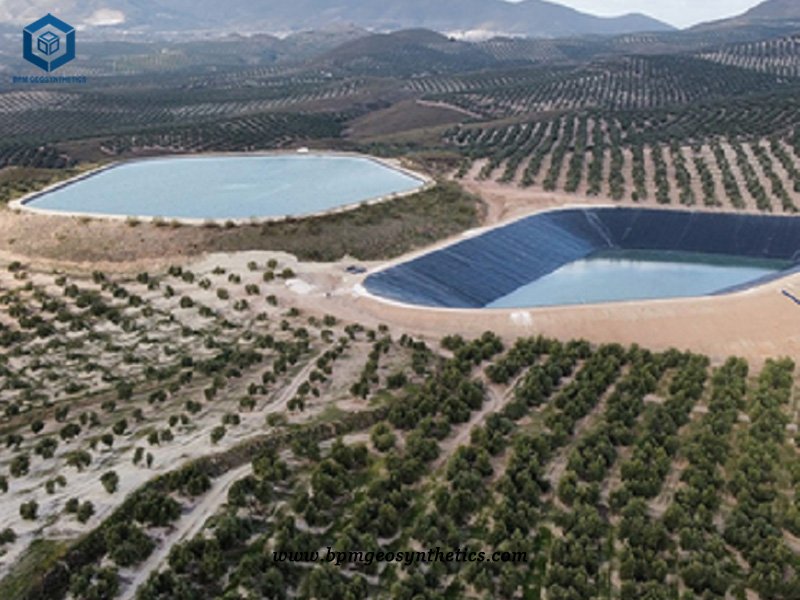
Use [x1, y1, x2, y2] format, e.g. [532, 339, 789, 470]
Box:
[349, 271, 800, 368]
[0, 250, 382, 580]
[0, 342, 319, 580]
[460, 176, 615, 224]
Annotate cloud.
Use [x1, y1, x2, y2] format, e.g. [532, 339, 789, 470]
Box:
[85, 9, 126, 27]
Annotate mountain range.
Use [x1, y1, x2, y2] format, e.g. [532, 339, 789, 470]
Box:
[1, 0, 796, 41]
[1, 0, 673, 38]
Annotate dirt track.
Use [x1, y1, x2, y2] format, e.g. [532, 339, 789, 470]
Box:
[118, 463, 252, 600]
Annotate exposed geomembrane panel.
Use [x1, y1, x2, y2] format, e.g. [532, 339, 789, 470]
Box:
[364, 208, 800, 308]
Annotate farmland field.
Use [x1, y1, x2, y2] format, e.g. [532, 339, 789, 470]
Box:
[1, 266, 798, 599]
[1, 9, 799, 600]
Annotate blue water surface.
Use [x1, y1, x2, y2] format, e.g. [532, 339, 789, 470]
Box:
[486, 256, 778, 308]
[26, 155, 424, 219]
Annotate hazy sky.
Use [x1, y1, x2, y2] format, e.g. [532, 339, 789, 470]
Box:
[519, 0, 764, 28]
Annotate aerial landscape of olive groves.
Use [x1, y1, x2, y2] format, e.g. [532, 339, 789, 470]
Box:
[1, 2, 799, 599]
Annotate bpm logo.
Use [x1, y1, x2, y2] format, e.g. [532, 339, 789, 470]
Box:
[23, 14, 75, 72]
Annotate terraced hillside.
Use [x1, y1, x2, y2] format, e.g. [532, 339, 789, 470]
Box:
[448, 110, 800, 212]
[417, 55, 797, 118]
[0, 77, 361, 163]
[698, 33, 800, 77]
[3, 301, 797, 599]
[2, 21, 800, 171]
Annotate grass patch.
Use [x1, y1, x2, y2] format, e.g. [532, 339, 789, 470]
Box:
[208, 181, 483, 261]
[369, 389, 395, 407]
[0, 165, 99, 205]
[313, 403, 347, 424]
[0, 538, 70, 600]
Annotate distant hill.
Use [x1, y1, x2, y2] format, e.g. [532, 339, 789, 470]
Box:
[742, 0, 800, 20]
[694, 0, 800, 31]
[0, 0, 673, 38]
[316, 29, 503, 75]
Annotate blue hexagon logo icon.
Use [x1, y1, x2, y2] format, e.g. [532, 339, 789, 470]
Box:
[23, 14, 75, 72]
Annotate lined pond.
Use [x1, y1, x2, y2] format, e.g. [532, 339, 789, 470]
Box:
[22, 155, 426, 220]
[364, 208, 800, 309]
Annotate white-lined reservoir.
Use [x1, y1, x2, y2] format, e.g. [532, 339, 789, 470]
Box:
[20, 155, 426, 220]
